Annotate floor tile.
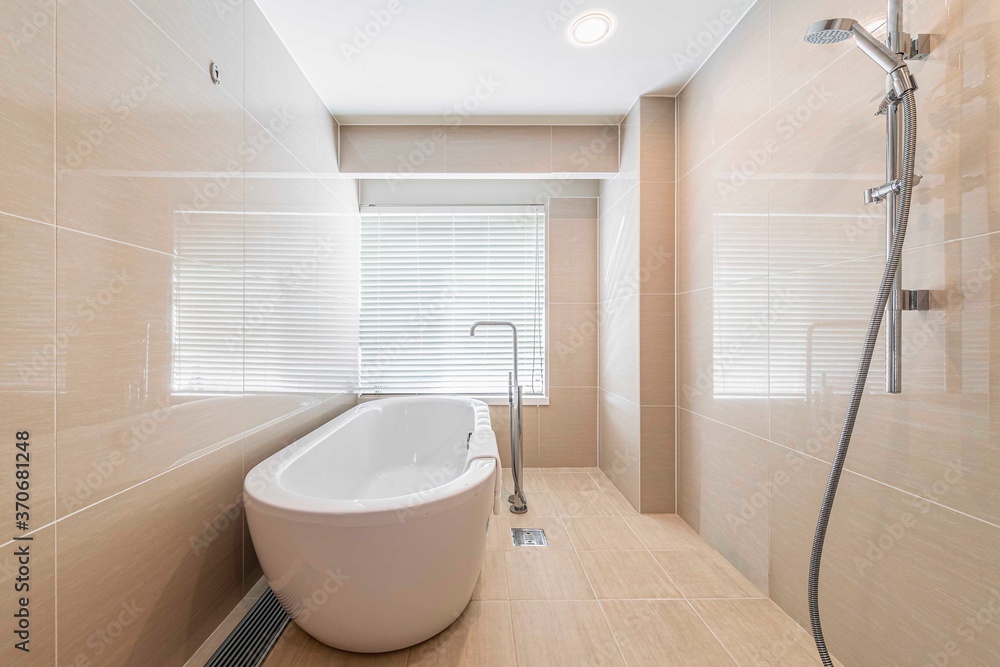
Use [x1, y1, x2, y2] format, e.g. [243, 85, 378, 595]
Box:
[406, 601, 516, 667]
[486, 515, 506, 551]
[692, 598, 841, 666]
[653, 549, 763, 599]
[504, 550, 594, 600]
[624, 515, 705, 550]
[519, 491, 559, 516]
[602, 600, 736, 666]
[578, 551, 682, 599]
[591, 474, 640, 516]
[563, 516, 646, 551]
[472, 551, 508, 600]
[254, 469, 833, 666]
[545, 472, 618, 516]
[511, 601, 625, 667]
[264, 622, 409, 665]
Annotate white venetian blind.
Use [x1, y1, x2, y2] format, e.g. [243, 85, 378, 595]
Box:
[360, 206, 545, 396]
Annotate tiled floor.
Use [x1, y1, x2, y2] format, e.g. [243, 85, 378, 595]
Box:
[260, 468, 834, 666]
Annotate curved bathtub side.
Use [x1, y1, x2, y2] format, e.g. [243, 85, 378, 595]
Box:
[246, 459, 496, 653]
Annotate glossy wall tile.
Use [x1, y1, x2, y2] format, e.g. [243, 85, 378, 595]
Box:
[0, 0, 360, 663]
[599, 96, 677, 513]
[676, 0, 1000, 661]
[0, 0, 55, 225]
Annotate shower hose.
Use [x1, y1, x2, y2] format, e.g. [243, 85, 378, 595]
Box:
[808, 88, 918, 667]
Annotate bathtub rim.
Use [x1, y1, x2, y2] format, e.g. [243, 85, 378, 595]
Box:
[244, 396, 498, 526]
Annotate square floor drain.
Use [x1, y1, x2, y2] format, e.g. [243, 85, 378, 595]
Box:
[511, 528, 548, 547]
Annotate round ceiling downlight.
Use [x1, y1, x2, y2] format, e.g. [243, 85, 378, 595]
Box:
[568, 12, 615, 46]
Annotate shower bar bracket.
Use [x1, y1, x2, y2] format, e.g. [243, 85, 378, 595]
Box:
[889, 30, 934, 61]
[902, 289, 930, 311]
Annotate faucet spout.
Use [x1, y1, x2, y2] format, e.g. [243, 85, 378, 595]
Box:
[468, 320, 518, 388]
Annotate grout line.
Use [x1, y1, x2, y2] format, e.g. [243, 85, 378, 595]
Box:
[598, 388, 641, 408]
[52, 0, 60, 658]
[677, 27, 870, 181]
[683, 407, 1000, 532]
[0, 209, 55, 228]
[571, 502, 633, 667]
[682, 599, 743, 665]
[674, 0, 761, 100]
[770, 437, 1000, 532]
[120, 0, 354, 212]
[619, 490, 743, 665]
[503, 538, 518, 667]
[597, 179, 639, 216]
[56, 437, 242, 524]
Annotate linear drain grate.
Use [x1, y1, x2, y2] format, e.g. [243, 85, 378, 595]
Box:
[205, 587, 290, 667]
[511, 528, 548, 547]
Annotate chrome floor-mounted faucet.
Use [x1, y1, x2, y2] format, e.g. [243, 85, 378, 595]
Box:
[469, 320, 527, 514]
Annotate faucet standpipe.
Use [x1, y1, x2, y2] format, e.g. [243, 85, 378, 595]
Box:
[469, 321, 527, 513]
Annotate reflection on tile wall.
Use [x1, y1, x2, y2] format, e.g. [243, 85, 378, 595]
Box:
[677, 0, 1000, 662]
[491, 196, 599, 469]
[599, 97, 676, 513]
[0, 0, 360, 663]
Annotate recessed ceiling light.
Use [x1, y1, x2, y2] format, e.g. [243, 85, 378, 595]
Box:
[568, 12, 616, 47]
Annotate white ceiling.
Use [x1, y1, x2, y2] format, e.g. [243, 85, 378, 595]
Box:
[255, 0, 756, 124]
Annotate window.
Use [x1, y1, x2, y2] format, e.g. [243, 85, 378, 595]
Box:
[360, 206, 545, 397]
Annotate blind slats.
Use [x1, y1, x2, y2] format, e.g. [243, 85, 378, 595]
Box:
[360, 207, 545, 396]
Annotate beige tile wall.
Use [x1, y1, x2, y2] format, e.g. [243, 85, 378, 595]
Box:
[599, 97, 677, 513]
[340, 125, 620, 175]
[0, 0, 360, 664]
[491, 197, 600, 468]
[677, 0, 1000, 660]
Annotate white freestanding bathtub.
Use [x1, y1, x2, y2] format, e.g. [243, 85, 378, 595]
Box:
[244, 396, 500, 653]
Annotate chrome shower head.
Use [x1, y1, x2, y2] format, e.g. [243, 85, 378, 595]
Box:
[804, 18, 856, 44]
[804, 18, 916, 95]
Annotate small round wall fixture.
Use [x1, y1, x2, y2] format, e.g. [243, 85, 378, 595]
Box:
[568, 11, 616, 47]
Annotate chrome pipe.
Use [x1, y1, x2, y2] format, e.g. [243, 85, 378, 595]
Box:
[887, 0, 906, 55]
[511, 384, 527, 513]
[469, 320, 527, 513]
[885, 98, 903, 393]
[469, 320, 517, 388]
